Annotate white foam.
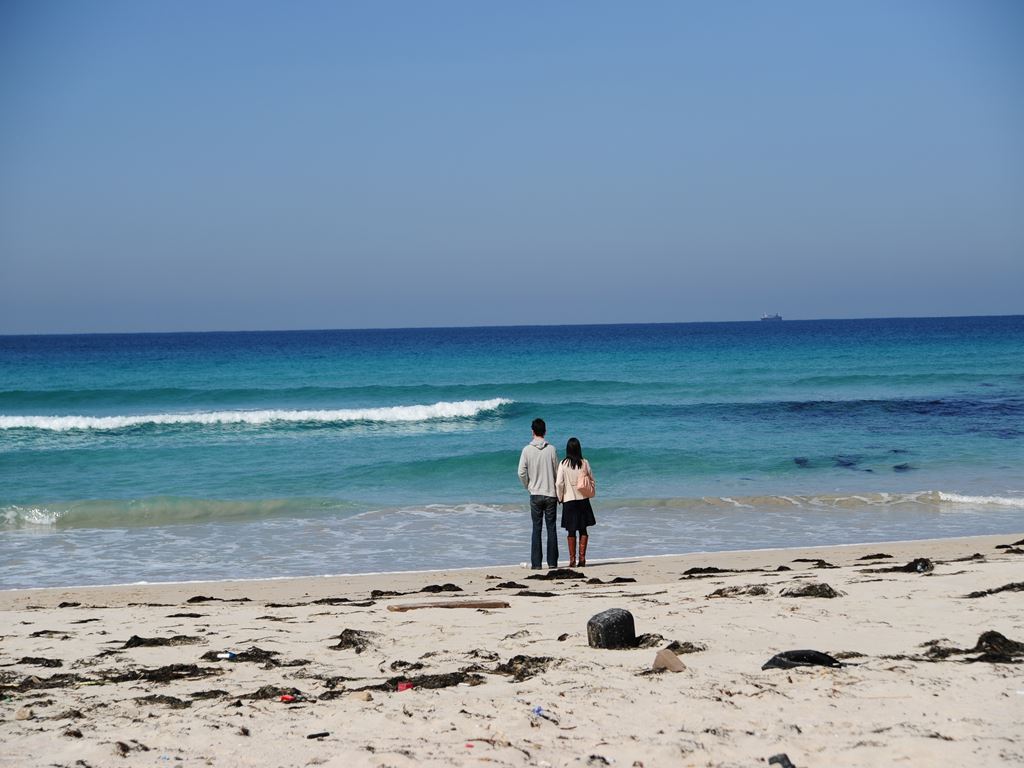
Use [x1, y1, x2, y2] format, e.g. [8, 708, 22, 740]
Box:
[938, 492, 1024, 508]
[0, 398, 512, 432]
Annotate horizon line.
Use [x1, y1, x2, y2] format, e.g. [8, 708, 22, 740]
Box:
[1, 312, 1021, 339]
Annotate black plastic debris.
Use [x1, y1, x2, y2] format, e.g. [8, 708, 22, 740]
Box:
[762, 650, 844, 670]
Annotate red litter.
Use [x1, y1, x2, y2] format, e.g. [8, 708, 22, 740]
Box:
[279, 695, 296, 703]
[397, 682, 414, 692]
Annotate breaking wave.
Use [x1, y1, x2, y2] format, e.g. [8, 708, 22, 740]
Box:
[0, 398, 512, 432]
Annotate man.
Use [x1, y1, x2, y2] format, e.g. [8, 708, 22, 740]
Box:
[517, 418, 560, 570]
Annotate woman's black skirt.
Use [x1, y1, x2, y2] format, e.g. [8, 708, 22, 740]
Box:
[561, 498, 596, 532]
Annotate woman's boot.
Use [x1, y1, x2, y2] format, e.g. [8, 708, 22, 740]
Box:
[578, 535, 588, 567]
[567, 536, 577, 568]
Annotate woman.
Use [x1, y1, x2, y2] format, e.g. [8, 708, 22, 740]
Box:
[555, 437, 597, 568]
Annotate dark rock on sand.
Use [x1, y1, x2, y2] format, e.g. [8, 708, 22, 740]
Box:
[857, 553, 893, 560]
[517, 590, 557, 597]
[964, 581, 1024, 598]
[586, 576, 637, 584]
[780, 583, 842, 598]
[123, 635, 202, 649]
[57, 602, 81, 608]
[762, 650, 844, 670]
[768, 754, 797, 768]
[587, 608, 636, 649]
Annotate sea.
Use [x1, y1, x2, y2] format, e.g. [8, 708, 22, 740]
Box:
[2, 316, 1023, 590]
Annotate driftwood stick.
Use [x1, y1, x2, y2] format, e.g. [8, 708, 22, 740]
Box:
[386, 600, 511, 612]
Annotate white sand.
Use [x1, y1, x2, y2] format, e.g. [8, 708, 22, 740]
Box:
[2, 533, 1022, 767]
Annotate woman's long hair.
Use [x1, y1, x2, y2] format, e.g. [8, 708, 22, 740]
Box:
[563, 437, 584, 470]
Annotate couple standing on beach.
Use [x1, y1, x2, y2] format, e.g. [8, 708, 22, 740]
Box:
[517, 418, 597, 570]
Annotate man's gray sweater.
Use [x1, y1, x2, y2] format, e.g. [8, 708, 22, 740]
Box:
[518, 438, 559, 497]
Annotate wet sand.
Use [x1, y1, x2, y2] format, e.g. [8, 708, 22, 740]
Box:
[2, 533, 1023, 767]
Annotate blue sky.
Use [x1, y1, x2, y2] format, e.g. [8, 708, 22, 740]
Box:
[1, 1, 1022, 333]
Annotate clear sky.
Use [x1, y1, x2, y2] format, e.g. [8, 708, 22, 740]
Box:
[1, 1, 1022, 334]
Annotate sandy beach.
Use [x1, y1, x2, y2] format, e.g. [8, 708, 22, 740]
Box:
[2, 533, 1022, 767]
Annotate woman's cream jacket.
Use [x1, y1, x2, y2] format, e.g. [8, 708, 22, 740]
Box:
[556, 458, 593, 503]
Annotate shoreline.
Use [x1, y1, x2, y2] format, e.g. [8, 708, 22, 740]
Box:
[0, 530, 1016, 596]
[5, 529, 1022, 597]
[2, 532, 1022, 766]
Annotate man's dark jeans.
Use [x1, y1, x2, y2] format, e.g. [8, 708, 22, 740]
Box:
[530, 495, 559, 569]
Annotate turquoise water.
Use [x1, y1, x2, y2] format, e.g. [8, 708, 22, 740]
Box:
[2, 316, 1023, 588]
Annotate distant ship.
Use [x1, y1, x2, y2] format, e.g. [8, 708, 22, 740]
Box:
[760, 313, 782, 322]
